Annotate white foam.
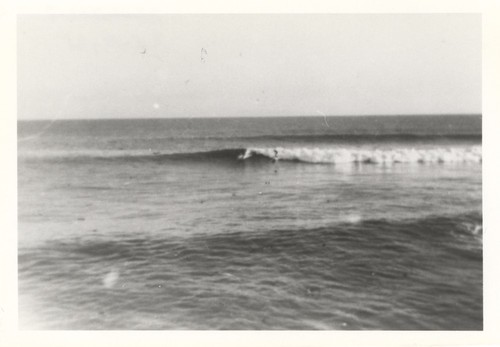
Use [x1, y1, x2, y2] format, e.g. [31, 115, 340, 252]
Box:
[462, 222, 483, 236]
[103, 269, 120, 288]
[343, 214, 363, 224]
[242, 146, 482, 165]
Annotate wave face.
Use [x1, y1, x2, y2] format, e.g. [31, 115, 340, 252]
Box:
[18, 148, 246, 164]
[241, 146, 482, 164]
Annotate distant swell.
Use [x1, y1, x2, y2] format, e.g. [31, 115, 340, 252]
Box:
[19, 145, 482, 165]
[228, 133, 482, 143]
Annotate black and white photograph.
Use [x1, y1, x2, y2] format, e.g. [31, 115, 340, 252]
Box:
[15, 13, 484, 331]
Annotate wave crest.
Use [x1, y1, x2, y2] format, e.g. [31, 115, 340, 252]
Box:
[241, 146, 482, 164]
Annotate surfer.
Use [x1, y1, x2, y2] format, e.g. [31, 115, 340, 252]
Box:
[273, 149, 279, 163]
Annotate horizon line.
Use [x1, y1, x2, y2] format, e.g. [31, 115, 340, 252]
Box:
[17, 113, 482, 122]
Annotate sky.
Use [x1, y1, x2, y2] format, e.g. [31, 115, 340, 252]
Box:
[17, 14, 481, 119]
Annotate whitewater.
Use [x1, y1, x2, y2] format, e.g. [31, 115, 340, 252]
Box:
[240, 145, 481, 164]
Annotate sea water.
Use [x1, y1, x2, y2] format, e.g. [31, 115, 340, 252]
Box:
[17, 115, 482, 330]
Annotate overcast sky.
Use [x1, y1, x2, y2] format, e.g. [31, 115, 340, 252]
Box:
[17, 14, 481, 119]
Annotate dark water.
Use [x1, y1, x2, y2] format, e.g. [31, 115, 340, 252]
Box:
[18, 115, 482, 330]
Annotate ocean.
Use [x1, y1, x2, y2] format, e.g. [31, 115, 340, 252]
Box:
[17, 115, 482, 330]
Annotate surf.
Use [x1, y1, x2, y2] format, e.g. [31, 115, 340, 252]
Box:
[19, 145, 482, 165]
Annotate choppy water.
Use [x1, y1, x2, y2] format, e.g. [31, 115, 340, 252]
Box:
[18, 115, 482, 330]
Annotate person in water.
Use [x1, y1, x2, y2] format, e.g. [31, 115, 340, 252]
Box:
[273, 149, 279, 162]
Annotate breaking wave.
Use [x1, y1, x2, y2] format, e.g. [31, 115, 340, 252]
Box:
[19, 145, 481, 165]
